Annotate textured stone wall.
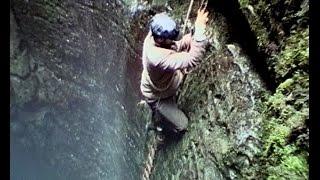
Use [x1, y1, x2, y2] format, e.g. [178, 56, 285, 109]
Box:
[10, 0, 308, 179]
[148, 0, 308, 179]
[10, 0, 146, 179]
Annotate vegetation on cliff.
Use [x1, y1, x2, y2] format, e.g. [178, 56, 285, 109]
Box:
[239, 0, 309, 178]
[145, 0, 309, 179]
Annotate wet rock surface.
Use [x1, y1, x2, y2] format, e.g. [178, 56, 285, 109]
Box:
[10, 0, 146, 179]
[151, 40, 265, 180]
[10, 0, 308, 179]
[147, 0, 308, 179]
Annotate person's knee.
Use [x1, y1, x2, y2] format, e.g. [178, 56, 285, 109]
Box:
[176, 119, 188, 132]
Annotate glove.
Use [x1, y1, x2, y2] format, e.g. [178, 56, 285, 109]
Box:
[194, 7, 209, 41]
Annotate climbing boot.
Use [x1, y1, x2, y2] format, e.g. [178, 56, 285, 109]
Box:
[145, 122, 163, 133]
[156, 133, 165, 145]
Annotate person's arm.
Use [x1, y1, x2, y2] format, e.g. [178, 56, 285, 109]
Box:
[147, 39, 206, 71]
[174, 33, 192, 51]
[175, 7, 209, 51]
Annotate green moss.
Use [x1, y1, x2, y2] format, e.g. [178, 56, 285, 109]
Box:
[280, 155, 308, 178]
[169, 2, 189, 21]
[267, 153, 308, 180]
[273, 28, 309, 79]
[259, 24, 309, 176]
[238, 0, 250, 7]
[261, 70, 308, 179]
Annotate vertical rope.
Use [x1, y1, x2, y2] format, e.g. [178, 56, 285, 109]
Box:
[141, 134, 160, 180]
[181, 0, 194, 36]
[181, 0, 207, 37]
[177, 0, 208, 99]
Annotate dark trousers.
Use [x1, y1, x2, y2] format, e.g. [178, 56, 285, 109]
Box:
[147, 96, 188, 132]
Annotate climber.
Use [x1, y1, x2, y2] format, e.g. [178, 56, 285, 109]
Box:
[140, 7, 209, 135]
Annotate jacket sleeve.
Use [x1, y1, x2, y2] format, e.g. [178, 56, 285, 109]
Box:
[174, 33, 192, 51]
[147, 39, 207, 71]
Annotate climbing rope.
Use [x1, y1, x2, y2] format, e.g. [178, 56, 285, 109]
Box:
[181, 0, 208, 37]
[141, 133, 160, 180]
[180, 0, 208, 74]
[181, 0, 194, 36]
[177, 0, 208, 100]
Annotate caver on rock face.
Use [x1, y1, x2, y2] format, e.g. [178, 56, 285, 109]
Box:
[140, 7, 210, 136]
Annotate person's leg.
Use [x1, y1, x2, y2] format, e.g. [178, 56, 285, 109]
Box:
[145, 99, 163, 132]
[156, 96, 188, 132]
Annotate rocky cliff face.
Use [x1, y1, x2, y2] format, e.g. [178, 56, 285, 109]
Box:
[145, 0, 308, 179]
[10, 1, 146, 179]
[10, 0, 308, 179]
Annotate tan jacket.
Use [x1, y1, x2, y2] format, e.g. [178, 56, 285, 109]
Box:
[140, 31, 207, 101]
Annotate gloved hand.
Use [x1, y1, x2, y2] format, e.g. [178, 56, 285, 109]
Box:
[194, 7, 209, 41]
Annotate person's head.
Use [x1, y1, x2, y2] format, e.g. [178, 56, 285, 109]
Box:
[150, 13, 179, 47]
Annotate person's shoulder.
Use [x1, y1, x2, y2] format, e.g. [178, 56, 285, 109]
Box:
[146, 46, 175, 67]
[143, 32, 175, 64]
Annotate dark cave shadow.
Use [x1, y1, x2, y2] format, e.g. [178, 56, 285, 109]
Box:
[207, 0, 277, 92]
[155, 122, 186, 151]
